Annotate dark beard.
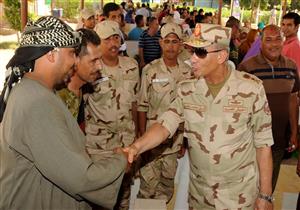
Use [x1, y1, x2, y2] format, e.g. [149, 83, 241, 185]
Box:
[53, 77, 71, 90]
[53, 82, 67, 90]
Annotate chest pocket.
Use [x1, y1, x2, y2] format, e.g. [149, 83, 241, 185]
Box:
[222, 105, 250, 134]
[183, 103, 206, 123]
[92, 79, 112, 104]
[123, 69, 139, 104]
[152, 78, 172, 93]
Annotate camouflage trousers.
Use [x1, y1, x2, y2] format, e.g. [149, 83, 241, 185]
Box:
[188, 171, 258, 209]
[138, 153, 178, 203]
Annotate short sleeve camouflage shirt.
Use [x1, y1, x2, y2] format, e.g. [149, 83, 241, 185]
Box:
[158, 65, 274, 209]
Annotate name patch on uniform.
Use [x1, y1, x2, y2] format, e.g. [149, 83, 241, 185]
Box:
[184, 103, 206, 112]
[152, 78, 169, 83]
[228, 99, 244, 106]
[223, 106, 247, 113]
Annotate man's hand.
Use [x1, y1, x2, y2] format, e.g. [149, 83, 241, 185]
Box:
[287, 135, 298, 153]
[113, 147, 131, 173]
[122, 144, 139, 164]
[254, 198, 273, 210]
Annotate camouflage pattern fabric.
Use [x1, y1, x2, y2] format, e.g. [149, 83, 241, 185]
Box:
[57, 88, 81, 119]
[158, 65, 274, 209]
[138, 58, 191, 201]
[85, 56, 139, 210]
[85, 56, 140, 151]
[137, 152, 178, 202]
[138, 58, 191, 155]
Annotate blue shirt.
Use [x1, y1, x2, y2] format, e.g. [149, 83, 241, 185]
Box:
[138, 29, 161, 64]
[128, 27, 144, 41]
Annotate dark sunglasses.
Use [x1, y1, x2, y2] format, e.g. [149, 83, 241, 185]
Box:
[192, 47, 223, 58]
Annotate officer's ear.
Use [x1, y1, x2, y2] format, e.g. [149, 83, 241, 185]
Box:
[217, 50, 228, 64]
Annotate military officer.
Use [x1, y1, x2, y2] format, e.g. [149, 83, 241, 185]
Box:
[85, 20, 140, 210]
[123, 24, 274, 210]
[137, 22, 191, 202]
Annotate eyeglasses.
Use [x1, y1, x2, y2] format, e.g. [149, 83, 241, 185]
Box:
[191, 48, 223, 58]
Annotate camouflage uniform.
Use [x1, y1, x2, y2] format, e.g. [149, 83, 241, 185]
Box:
[138, 58, 191, 202]
[85, 56, 139, 210]
[157, 66, 274, 209]
[57, 88, 81, 119]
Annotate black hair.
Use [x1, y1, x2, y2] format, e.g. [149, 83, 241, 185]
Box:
[103, 2, 120, 17]
[226, 16, 240, 28]
[147, 16, 157, 25]
[120, 2, 126, 9]
[135, 15, 144, 26]
[282, 12, 300, 26]
[76, 28, 100, 57]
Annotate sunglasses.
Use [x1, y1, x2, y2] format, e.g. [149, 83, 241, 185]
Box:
[191, 48, 223, 58]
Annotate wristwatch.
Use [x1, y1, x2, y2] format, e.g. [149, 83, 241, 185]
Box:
[258, 192, 274, 203]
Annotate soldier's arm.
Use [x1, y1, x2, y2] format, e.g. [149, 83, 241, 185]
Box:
[252, 85, 273, 208]
[132, 102, 139, 137]
[255, 146, 273, 209]
[138, 111, 147, 135]
[124, 122, 170, 163]
[137, 68, 150, 136]
[256, 146, 273, 195]
[125, 95, 184, 163]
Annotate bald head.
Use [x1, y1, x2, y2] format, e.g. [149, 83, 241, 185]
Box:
[261, 24, 283, 41]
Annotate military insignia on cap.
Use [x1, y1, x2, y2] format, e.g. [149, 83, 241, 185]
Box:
[184, 23, 231, 48]
[161, 22, 182, 39]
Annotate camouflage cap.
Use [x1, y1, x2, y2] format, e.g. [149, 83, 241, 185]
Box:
[94, 20, 120, 39]
[184, 23, 231, 48]
[161, 22, 183, 39]
[80, 8, 95, 20]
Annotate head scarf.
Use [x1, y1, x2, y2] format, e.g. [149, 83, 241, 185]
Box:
[0, 16, 81, 122]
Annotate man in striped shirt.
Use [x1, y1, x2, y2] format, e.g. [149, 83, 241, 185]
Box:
[238, 24, 299, 192]
[138, 17, 161, 69]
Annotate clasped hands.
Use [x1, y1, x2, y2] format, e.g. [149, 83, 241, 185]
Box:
[113, 144, 139, 172]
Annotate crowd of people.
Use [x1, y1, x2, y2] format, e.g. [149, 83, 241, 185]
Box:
[0, 1, 300, 210]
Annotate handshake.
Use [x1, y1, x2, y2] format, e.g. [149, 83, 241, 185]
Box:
[113, 144, 140, 172]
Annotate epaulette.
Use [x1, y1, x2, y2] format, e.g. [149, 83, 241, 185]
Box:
[238, 71, 262, 86]
[142, 59, 161, 72]
[120, 56, 138, 69]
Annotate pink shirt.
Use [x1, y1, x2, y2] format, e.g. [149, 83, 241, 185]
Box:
[282, 36, 300, 72]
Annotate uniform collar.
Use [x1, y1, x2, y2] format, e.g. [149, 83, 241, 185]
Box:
[195, 61, 236, 102]
[159, 57, 186, 73]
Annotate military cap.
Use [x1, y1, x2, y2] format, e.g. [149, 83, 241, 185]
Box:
[184, 23, 231, 48]
[94, 20, 120, 39]
[80, 8, 95, 20]
[161, 22, 183, 39]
